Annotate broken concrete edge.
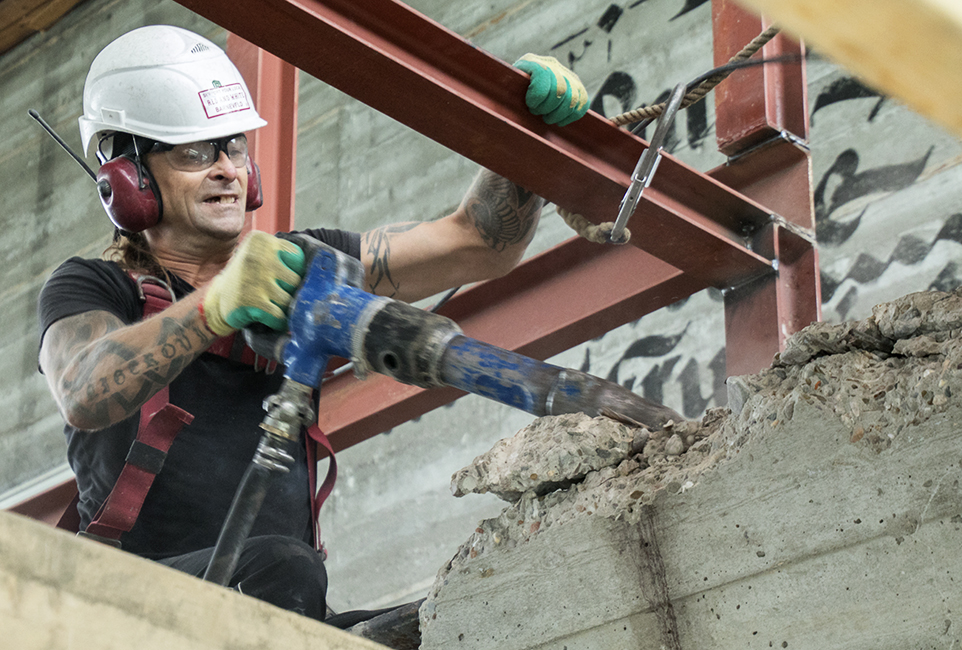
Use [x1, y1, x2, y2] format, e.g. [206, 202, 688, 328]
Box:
[450, 412, 657, 502]
[426, 409, 726, 605]
[773, 287, 962, 368]
[0, 510, 390, 650]
[423, 287, 962, 633]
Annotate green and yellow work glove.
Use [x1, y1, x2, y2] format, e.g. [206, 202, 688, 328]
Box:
[514, 53, 590, 127]
[201, 231, 306, 336]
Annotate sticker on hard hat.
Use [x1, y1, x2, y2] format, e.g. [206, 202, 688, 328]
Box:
[198, 83, 252, 119]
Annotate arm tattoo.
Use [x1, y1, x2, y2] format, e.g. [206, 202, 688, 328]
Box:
[45, 308, 215, 430]
[464, 173, 543, 252]
[362, 223, 419, 297]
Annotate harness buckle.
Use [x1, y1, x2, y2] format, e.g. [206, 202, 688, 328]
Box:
[134, 274, 177, 302]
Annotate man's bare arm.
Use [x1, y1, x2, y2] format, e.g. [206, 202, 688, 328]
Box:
[40, 291, 215, 431]
[360, 170, 544, 302]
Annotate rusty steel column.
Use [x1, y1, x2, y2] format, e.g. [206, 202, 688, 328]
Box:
[226, 34, 299, 233]
[712, 0, 819, 377]
[713, 0, 809, 155]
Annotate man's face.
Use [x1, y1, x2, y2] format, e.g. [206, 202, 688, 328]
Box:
[145, 136, 250, 241]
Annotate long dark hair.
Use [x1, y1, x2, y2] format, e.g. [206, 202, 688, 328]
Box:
[104, 230, 168, 279]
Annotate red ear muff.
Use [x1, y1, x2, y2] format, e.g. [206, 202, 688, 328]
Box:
[96, 156, 162, 233]
[246, 160, 263, 211]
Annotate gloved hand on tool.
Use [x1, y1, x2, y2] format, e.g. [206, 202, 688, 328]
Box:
[202, 231, 306, 336]
[514, 53, 590, 126]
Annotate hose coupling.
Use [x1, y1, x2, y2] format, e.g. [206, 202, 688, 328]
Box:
[260, 378, 315, 441]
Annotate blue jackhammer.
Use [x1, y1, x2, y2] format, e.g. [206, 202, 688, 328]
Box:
[203, 235, 681, 584]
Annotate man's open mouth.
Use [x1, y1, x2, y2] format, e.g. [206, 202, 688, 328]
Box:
[204, 196, 237, 205]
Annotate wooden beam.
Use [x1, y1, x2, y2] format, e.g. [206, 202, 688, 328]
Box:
[734, 0, 962, 138]
[0, 0, 87, 55]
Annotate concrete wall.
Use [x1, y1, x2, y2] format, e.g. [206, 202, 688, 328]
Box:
[1, 0, 961, 628]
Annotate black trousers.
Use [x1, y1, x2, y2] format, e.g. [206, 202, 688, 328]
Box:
[154, 535, 395, 627]
[156, 535, 329, 621]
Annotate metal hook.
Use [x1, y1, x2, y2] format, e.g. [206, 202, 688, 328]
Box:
[609, 82, 688, 244]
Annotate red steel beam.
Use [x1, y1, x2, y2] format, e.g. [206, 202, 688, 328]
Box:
[174, 0, 790, 290]
[7, 478, 76, 527]
[171, 0, 820, 427]
[723, 212, 820, 375]
[713, 0, 809, 155]
[226, 34, 299, 233]
[709, 136, 812, 229]
[321, 139, 821, 445]
[710, 139, 820, 377]
[319, 237, 707, 451]
[712, 0, 819, 376]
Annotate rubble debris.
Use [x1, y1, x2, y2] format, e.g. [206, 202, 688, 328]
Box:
[438, 408, 725, 587]
[664, 434, 685, 456]
[630, 428, 650, 455]
[440, 404, 734, 612]
[733, 288, 962, 454]
[775, 288, 962, 366]
[450, 412, 638, 502]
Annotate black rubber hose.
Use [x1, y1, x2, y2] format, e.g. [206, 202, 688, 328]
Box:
[203, 459, 275, 586]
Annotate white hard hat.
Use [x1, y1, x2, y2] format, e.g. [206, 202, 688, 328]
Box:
[79, 25, 267, 157]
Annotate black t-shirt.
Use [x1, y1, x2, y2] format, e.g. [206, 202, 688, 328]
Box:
[37, 228, 360, 558]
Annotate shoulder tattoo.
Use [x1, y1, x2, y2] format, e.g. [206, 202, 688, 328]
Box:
[464, 174, 541, 252]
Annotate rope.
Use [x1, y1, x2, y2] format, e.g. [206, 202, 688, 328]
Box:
[609, 25, 780, 127]
[558, 207, 629, 244]
[559, 25, 781, 243]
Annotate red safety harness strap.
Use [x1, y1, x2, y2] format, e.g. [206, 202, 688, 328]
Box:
[82, 386, 192, 545]
[75, 278, 194, 545]
[305, 424, 337, 556]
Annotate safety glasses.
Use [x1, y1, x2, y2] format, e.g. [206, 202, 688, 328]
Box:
[150, 134, 249, 171]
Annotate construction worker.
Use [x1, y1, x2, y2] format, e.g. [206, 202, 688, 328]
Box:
[37, 25, 589, 623]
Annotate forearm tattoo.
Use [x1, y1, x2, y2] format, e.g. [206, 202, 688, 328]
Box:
[362, 222, 419, 297]
[464, 172, 544, 252]
[46, 309, 215, 429]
